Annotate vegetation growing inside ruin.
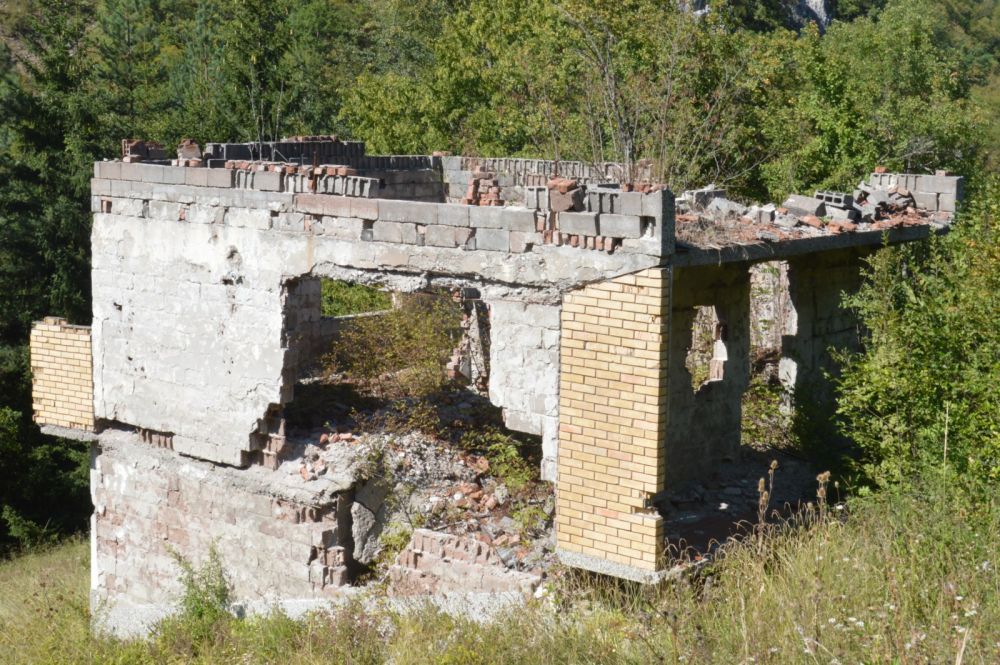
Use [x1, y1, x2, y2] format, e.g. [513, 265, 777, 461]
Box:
[2, 470, 997, 663]
[320, 279, 393, 318]
[327, 291, 463, 400]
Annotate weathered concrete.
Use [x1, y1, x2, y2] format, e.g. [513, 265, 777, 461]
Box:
[90, 429, 357, 629]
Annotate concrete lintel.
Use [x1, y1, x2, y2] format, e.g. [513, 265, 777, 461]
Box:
[671, 224, 941, 268]
[40, 424, 99, 442]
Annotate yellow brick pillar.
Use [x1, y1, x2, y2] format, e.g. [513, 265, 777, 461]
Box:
[556, 267, 669, 581]
[30, 317, 95, 432]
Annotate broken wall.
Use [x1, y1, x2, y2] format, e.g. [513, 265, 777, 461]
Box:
[30, 317, 95, 432]
[90, 161, 672, 468]
[91, 431, 354, 634]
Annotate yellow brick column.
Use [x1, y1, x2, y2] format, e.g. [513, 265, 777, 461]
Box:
[30, 317, 95, 432]
[556, 267, 668, 581]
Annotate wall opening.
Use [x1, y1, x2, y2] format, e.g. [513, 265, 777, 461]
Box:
[685, 305, 727, 392]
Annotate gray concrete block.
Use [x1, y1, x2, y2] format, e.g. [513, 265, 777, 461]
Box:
[782, 195, 826, 217]
[618, 192, 643, 216]
[438, 204, 470, 227]
[188, 204, 224, 224]
[502, 208, 537, 232]
[378, 199, 439, 225]
[255, 171, 284, 192]
[95, 161, 122, 180]
[205, 168, 235, 189]
[469, 206, 506, 229]
[225, 208, 271, 230]
[350, 198, 379, 220]
[372, 221, 403, 243]
[917, 174, 962, 195]
[148, 201, 182, 221]
[399, 223, 419, 245]
[294, 194, 352, 217]
[912, 191, 939, 211]
[558, 211, 598, 236]
[184, 168, 209, 187]
[509, 231, 537, 253]
[425, 225, 459, 248]
[598, 213, 643, 238]
[91, 178, 112, 196]
[938, 191, 957, 213]
[318, 216, 363, 240]
[274, 212, 306, 232]
[474, 228, 509, 252]
[641, 190, 673, 219]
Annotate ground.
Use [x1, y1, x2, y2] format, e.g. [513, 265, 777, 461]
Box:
[2, 471, 997, 664]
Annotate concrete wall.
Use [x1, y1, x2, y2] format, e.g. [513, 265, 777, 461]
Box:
[487, 301, 561, 480]
[90, 163, 673, 468]
[780, 248, 868, 411]
[665, 264, 751, 483]
[30, 317, 95, 431]
[91, 430, 354, 635]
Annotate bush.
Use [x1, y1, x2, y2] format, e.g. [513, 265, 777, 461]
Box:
[328, 292, 463, 399]
[836, 176, 1000, 486]
[321, 279, 393, 317]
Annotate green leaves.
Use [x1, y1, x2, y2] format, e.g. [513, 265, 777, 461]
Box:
[837, 177, 1000, 486]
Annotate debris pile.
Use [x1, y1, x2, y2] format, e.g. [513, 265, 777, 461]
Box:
[462, 167, 505, 206]
[673, 168, 959, 249]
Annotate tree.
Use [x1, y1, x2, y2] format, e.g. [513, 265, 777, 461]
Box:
[836, 177, 1000, 486]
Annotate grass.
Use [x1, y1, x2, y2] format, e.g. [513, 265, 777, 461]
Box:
[0, 472, 997, 664]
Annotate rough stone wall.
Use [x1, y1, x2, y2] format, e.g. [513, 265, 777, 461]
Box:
[91, 431, 353, 632]
[556, 269, 668, 581]
[666, 265, 751, 483]
[487, 301, 561, 481]
[30, 317, 95, 431]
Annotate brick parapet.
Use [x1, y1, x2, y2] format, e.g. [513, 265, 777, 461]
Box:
[555, 268, 669, 575]
[30, 317, 95, 431]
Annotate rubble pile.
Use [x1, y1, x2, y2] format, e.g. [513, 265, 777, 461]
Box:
[673, 168, 958, 249]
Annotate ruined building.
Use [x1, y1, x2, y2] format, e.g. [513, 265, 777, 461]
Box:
[29, 137, 961, 632]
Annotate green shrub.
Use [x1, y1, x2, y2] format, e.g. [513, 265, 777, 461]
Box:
[460, 427, 536, 492]
[836, 177, 1000, 486]
[321, 279, 393, 317]
[328, 292, 463, 399]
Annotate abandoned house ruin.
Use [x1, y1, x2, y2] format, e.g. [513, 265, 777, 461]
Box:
[28, 137, 961, 633]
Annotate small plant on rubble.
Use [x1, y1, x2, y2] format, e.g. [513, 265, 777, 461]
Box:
[328, 292, 463, 400]
[160, 544, 233, 646]
[460, 427, 537, 493]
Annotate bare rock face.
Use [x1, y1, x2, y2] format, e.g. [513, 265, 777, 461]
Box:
[796, 0, 831, 29]
[387, 529, 541, 596]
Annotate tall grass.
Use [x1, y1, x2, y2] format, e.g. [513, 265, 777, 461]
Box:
[0, 471, 996, 663]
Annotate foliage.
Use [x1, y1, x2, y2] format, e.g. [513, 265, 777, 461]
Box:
[159, 544, 233, 648]
[460, 427, 536, 492]
[328, 292, 463, 399]
[836, 177, 1000, 486]
[320, 279, 393, 318]
[2, 471, 998, 662]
